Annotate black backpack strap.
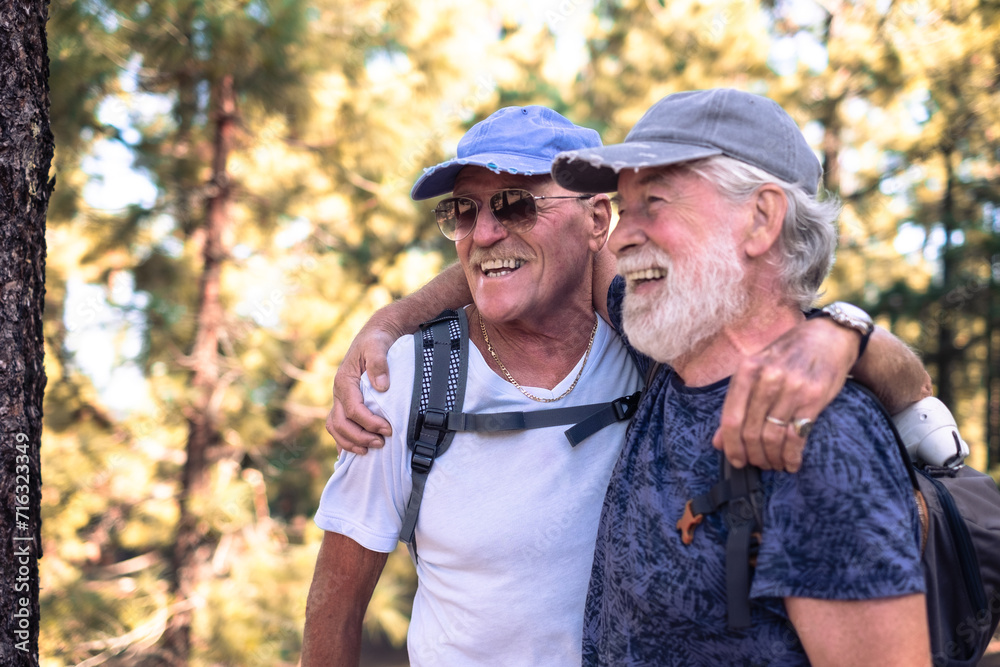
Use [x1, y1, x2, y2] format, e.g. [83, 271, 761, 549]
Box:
[563, 393, 641, 445]
[432, 391, 640, 445]
[399, 309, 641, 559]
[399, 310, 469, 556]
[680, 458, 763, 630]
[721, 462, 763, 629]
[680, 381, 921, 631]
[688, 380, 997, 646]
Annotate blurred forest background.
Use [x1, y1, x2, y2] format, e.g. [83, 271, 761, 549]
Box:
[39, 0, 1000, 664]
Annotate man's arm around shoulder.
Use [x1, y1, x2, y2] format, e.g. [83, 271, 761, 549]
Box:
[302, 531, 389, 666]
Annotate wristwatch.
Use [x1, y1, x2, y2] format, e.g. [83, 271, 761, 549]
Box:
[807, 302, 875, 358]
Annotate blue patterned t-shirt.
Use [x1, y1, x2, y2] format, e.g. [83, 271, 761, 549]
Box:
[582, 277, 925, 666]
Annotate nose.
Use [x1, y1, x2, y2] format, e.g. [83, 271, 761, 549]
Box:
[469, 200, 509, 247]
[608, 209, 647, 257]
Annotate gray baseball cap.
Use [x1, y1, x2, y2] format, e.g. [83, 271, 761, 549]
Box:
[551, 88, 822, 195]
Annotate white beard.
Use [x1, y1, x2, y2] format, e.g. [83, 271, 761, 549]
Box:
[619, 239, 748, 365]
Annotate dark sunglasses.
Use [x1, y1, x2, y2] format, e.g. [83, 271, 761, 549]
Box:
[433, 188, 595, 241]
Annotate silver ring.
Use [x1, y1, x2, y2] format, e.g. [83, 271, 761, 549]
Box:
[765, 415, 788, 427]
[792, 417, 815, 438]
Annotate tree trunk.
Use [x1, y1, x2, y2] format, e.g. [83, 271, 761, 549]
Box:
[821, 107, 842, 195]
[0, 1, 53, 666]
[988, 250, 1000, 468]
[161, 74, 236, 666]
[936, 149, 958, 410]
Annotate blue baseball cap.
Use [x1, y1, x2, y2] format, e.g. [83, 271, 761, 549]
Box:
[552, 88, 822, 195]
[411, 106, 602, 200]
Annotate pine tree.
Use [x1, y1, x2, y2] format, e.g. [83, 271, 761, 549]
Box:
[576, 0, 999, 471]
[40, 1, 510, 663]
[0, 1, 54, 666]
[863, 0, 1000, 469]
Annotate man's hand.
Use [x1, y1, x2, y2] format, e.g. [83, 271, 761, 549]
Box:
[326, 263, 474, 456]
[713, 314, 932, 472]
[713, 317, 859, 472]
[326, 325, 397, 455]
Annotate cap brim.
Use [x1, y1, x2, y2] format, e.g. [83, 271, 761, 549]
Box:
[552, 142, 723, 193]
[411, 153, 555, 200]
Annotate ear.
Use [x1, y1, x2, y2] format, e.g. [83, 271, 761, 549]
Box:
[588, 194, 613, 253]
[743, 184, 787, 259]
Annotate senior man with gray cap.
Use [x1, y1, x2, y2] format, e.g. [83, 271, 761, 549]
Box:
[552, 88, 930, 665]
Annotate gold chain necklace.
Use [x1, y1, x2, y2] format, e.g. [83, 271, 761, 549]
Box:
[478, 311, 598, 403]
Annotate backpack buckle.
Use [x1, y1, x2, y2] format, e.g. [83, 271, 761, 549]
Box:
[410, 441, 437, 474]
[422, 408, 448, 430]
[612, 392, 641, 421]
[727, 496, 761, 527]
[411, 409, 451, 475]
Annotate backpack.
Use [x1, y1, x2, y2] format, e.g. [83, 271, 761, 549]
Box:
[398, 309, 641, 559]
[683, 381, 1000, 667]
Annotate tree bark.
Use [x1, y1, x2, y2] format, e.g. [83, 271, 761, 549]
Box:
[821, 106, 842, 195]
[988, 253, 999, 468]
[0, 1, 53, 666]
[936, 148, 958, 410]
[161, 73, 236, 666]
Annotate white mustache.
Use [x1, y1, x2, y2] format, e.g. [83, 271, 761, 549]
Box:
[616, 247, 672, 277]
[470, 245, 536, 268]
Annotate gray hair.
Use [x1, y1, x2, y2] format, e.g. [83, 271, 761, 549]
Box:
[680, 155, 840, 309]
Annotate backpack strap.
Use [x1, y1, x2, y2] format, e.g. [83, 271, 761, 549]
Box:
[680, 460, 763, 630]
[721, 463, 764, 630]
[437, 392, 640, 445]
[399, 310, 469, 555]
[683, 382, 920, 630]
[398, 309, 642, 559]
[681, 379, 997, 651]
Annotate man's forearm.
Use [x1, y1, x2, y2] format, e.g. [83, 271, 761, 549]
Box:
[302, 594, 367, 667]
[851, 326, 933, 415]
[302, 533, 389, 666]
[372, 262, 471, 338]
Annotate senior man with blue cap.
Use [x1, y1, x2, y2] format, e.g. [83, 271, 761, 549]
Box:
[302, 106, 643, 666]
[552, 88, 931, 665]
[304, 100, 934, 667]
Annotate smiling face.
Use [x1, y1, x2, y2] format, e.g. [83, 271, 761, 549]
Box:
[609, 167, 750, 364]
[452, 166, 606, 330]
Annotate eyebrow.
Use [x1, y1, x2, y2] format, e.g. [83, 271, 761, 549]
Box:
[636, 170, 671, 187]
[612, 169, 677, 207]
[449, 187, 534, 200]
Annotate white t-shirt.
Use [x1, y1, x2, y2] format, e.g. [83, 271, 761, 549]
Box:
[315, 315, 642, 666]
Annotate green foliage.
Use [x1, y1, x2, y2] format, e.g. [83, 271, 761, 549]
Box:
[42, 0, 498, 663]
